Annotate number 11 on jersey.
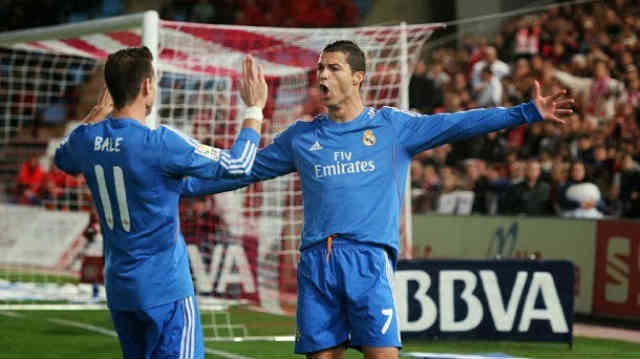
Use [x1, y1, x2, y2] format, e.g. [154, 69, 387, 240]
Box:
[94, 164, 131, 232]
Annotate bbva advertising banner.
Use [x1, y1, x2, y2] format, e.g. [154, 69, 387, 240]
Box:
[396, 260, 574, 345]
[412, 215, 593, 314]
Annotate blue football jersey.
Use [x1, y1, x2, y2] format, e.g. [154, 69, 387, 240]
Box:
[54, 117, 259, 310]
[182, 102, 543, 263]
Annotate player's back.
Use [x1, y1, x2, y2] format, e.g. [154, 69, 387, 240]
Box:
[57, 118, 193, 310]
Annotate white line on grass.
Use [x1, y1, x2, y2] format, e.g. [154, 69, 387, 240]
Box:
[0, 311, 24, 318]
[204, 347, 253, 359]
[46, 317, 253, 359]
[47, 318, 117, 337]
[402, 352, 528, 359]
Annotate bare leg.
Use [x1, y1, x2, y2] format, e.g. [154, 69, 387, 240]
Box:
[362, 346, 399, 359]
[306, 342, 347, 359]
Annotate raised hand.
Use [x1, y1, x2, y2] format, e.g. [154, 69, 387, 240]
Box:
[239, 55, 268, 109]
[84, 86, 113, 124]
[532, 80, 574, 124]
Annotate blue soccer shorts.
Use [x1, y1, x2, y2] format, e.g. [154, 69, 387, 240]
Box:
[109, 295, 204, 359]
[294, 237, 402, 354]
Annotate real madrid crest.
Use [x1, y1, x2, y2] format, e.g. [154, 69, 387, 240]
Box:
[362, 129, 376, 146]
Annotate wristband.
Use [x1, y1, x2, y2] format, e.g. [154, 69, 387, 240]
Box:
[244, 106, 263, 122]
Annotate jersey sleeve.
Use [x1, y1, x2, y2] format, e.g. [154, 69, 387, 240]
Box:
[158, 126, 260, 179]
[53, 126, 84, 175]
[385, 101, 543, 157]
[180, 124, 297, 196]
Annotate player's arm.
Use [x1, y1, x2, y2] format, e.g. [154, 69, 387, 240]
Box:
[159, 55, 268, 179]
[54, 87, 114, 174]
[159, 123, 260, 179]
[53, 128, 83, 175]
[181, 126, 297, 197]
[392, 81, 573, 156]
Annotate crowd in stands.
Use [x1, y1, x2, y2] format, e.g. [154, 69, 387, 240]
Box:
[0, 0, 370, 31]
[11, 154, 88, 211]
[409, 0, 640, 219]
[161, 0, 368, 27]
[0, 0, 123, 31]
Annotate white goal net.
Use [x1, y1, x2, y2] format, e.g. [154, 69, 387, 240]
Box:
[0, 12, 438, 317]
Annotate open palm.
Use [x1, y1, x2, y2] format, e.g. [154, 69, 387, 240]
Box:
[532, 80, 574, 124]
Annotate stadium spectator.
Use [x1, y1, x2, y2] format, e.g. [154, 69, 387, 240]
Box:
[575, 133, 596, 164]
[590, 144, 615, 191]
[474, 66, 503, 107]
[499, 159, 551, 216]
[553, 59, 624, 125]
[619, 67, 640, 114]
[413, 162, 441, 213]
[190, 0, 216, 23]
[471, 46, 510, 89]
[617, 152, 640, 217]
[514, 16, 540, 57]
[461, 159, 493, 214]
[477, 130, 508, 163]
[15, 156, 45, 205]
[426, 61, 451, 88]
[410, 60, 442, 114]
[521, 122, 544, 158]
[556, 161, 605, 218]
[435, 166, 474, 215]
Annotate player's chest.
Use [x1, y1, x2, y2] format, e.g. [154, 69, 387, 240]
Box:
[291, 126, 394, 182]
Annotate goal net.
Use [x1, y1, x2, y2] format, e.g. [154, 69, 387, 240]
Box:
[0, 12, 438, 318]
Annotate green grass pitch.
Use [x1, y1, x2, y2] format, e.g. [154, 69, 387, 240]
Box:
[2, 307, 640, 358]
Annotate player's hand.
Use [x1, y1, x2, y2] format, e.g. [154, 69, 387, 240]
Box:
[85, 87, 113, 124]
[532, 80, 574, 125]
[239, 55, 268, 109]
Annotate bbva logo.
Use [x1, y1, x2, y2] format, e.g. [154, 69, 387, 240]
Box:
[187, 243, 256, 295]
[395, 270, 569, 333]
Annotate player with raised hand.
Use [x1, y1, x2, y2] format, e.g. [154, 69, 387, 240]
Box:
[182, 40, 573, 359]
[54, 47, 268, 359]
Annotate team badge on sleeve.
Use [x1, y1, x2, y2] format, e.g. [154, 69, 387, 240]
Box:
[195, 143, 221, 161]
[362, 129, 376, 146]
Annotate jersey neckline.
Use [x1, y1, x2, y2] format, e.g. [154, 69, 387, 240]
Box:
[320, 107, 372, 129]
[106, 116, 146, 129]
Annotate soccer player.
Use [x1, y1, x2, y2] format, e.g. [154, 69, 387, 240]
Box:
[54, 47, 268, 359]
[182, 40, 573, 359]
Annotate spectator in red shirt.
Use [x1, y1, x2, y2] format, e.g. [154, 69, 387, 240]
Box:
[16, 156, 45, 204]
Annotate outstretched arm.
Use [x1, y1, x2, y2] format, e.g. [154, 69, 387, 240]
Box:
[393, 81, 573, 156]
[181, 132, 297, 197]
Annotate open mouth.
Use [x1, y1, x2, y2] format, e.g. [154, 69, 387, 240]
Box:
[319, 84, 329, 95]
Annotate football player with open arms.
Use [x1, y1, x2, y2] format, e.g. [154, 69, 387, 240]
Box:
[54, 47, 268, 359]
[183, 41, 574, 359]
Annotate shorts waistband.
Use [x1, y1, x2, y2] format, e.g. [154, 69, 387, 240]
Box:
[304, 235, 388, 252]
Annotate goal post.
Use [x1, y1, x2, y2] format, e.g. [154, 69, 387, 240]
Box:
[0, 12, 439, 319]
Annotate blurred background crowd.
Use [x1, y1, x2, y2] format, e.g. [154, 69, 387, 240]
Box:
[0, 0, 371, 31]
[408, 0, 640, 219]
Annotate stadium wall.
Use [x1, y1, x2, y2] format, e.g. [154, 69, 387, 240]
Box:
[412, 214, 640, 320]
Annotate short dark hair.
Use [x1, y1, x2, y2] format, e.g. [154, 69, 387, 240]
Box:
[322, 40, 366, 74]
[104, 46, 154, 109]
